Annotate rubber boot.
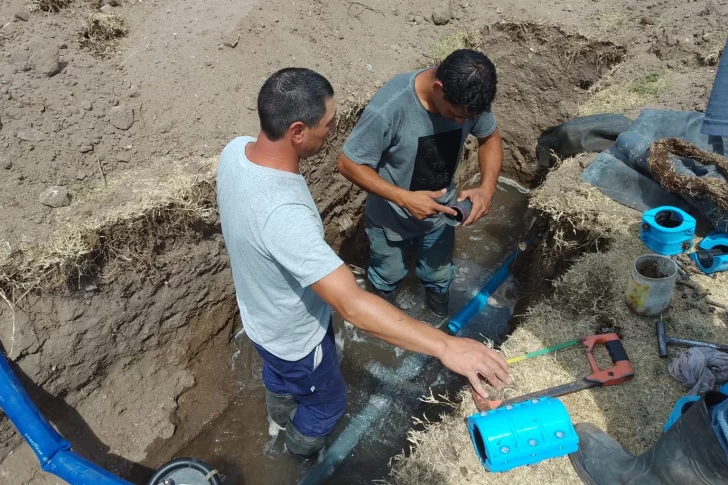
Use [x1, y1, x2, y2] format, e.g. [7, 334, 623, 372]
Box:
[373, 286, 399, 305]
[425, 288, 449, 317]
[265, 389, 297, 429]
[285, 418, 326, 459]
[569, 391, 728, 485]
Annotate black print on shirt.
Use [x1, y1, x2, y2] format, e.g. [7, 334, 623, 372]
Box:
[409, 130, 461, 192]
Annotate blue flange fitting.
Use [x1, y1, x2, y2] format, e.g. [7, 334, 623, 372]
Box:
[690, 232, 728, 274]
[640, 206, 696, 256]
[467, 397, 578, 473]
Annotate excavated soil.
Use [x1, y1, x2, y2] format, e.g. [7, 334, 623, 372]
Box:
[0, 0, 725, 483]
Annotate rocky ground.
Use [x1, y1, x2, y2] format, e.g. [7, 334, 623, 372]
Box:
[0, 0, 724, 250]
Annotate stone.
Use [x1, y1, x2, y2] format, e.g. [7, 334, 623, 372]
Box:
[39, 186, 71, 208]
[1, 158, 11, 170]
[102, 0, 121, 5]
[109, 106, 134, 130]
[79, 144, 94, 153]
[30, 45, 61, 77]
[222, 30, 240, 48]
[116, 151, 132, 163]
[17, 129, 46, 142]
[100, 4, 115, 14]
[81, 100, 93, 111]
[14, 10, 30, 22]
[432, 3, 452, 25]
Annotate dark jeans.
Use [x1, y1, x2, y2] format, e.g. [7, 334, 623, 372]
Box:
[364, 221, 455, 294]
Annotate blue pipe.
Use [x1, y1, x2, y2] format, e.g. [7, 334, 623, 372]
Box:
[298, 248, 521, 484]
[447, 248, 521, 335]
[0, 352, 133, 485]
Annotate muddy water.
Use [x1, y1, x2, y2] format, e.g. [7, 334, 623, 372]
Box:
[175, 180, 530, 484]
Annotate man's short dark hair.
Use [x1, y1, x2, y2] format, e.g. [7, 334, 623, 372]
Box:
[435, 49, 497, 116]
[257, 68, 335, 141]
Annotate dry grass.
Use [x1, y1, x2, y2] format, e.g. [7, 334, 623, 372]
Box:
[423, 29, 480, 66]
[25, 0, 71, 12]
[698, 33, 726, 66]
[79, 12, 129, 54]
[390, 156, 728, 485]
[529, 154, 637, 260]
[586, 9, 632, 37]
[0, 158, 218, 301]
[578, 71, 669, 116]
[648, 138, 728, 210]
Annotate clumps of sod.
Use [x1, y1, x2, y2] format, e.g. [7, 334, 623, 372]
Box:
[25, 0, 72, 12]
[0, 161, 218, 302]
[79, 12, 129, 55]
[578, 71, 669, 116]
[698, 33, 726, 66]
[648, 138, 728, 210]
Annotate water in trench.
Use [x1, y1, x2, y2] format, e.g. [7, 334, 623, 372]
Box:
[174, 179, 530, 484]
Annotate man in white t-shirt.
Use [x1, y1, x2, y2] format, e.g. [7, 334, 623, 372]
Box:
[217, 67, 510, 458]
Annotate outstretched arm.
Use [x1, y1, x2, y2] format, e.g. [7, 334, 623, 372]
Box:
[311, 264, 511, 397]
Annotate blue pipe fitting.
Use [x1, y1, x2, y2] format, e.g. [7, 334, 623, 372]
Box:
[690, 232, 728, 274]
[640, 206, 696, 256]
[467, 397, 578, 473]
[447, 248, 520, 335]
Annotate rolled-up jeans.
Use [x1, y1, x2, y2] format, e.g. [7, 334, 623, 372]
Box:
[364, 220, 455, 294]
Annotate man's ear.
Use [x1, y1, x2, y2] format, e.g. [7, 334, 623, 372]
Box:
[432, 80, 444, 94]
[289, 121, 305, 143]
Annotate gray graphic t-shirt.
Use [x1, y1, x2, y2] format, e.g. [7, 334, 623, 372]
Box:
[217, 137, 343, 360]
[343, 69, 497, 241]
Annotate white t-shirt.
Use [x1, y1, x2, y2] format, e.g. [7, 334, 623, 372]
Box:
[217, 136, 343, 360]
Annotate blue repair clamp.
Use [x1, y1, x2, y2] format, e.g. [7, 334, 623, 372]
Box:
[640, 206, 696, 256]
[690, 232, 728, 274]
[467, 397, 579, 472]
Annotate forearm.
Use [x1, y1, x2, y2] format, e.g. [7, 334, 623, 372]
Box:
[477, 130, 504, 193]
[339, 287, 450, 359]
[337, 154, 409, 207]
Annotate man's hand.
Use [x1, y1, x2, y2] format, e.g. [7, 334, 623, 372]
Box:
[437, 336, 511, 399]
[401, 188, 458, 220]
[457, 186, 496, 227]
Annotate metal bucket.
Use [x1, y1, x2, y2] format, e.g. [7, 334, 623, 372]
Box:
[625, 254, 678, 316]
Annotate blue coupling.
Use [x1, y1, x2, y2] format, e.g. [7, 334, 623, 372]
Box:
[467, 397, 578, 472]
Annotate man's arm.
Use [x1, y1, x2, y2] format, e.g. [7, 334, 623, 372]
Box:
[311, 265, 511, 397]
[337, 154, 457, 220]
[457, 129, 504, 226]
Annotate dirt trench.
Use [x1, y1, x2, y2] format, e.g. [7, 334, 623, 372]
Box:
[0, 22, 625, 485]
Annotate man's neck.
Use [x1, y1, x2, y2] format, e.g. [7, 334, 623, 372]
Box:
[414, 68, 439, 114]
[245, 133, 300, 174]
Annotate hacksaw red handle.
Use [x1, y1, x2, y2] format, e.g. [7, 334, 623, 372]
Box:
[581, 333, 634, 386]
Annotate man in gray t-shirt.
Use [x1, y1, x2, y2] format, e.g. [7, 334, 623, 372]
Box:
[217, 67, 510, 459]
[338, 50, 504, 317]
